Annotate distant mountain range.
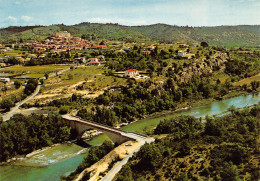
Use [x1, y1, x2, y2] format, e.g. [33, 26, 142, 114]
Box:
[0, 23, 259, 47]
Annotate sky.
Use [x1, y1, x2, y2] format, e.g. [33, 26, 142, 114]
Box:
[0, 0, 259, 28]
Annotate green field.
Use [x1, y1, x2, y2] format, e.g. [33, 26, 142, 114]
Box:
[0, 65, 69, 74]
[0, 50, 28, 57]
[43, 65, 127, 91]
[15, 74, 44, 79]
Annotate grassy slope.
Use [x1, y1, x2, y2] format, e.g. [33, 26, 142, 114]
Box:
[233, 73, 260, 86]
[0, 65, 69, 74]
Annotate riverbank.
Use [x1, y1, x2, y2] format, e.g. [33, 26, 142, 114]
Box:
[137, 90, 258, 123]
[120, 91, 260, 135]
[0, 144, 60, 165]
[1, 143, 86, 167]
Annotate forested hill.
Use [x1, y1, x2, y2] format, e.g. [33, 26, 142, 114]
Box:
[1, 23, 259, 47]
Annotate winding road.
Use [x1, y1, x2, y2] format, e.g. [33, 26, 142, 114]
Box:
[2, 67, 70, 121]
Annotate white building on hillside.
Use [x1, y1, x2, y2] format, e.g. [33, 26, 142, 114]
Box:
[125, 69, 139, 78]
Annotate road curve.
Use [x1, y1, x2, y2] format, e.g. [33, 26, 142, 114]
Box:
[2, 84, 42, 121]
[2, 67, 70, 121]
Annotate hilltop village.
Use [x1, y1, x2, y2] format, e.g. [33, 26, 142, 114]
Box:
[1, 31, 207, 67]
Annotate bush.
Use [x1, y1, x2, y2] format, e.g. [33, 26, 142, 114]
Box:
[14, 80, 21, 89]
[59, 106, 70, 114]
[0, 98, 14, 111]
[24, 79, 38, 95]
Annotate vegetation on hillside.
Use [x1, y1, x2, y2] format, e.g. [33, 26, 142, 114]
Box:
[31, 46, 259, 127]
[1, 23, 259, 47]
[114, 105, 260, 181]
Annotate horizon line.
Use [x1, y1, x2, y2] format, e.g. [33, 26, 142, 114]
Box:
[1, 22, 260, 29]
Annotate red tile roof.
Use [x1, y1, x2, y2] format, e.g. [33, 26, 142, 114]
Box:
[126, 69, 138, 72]
[88, 61, 100, 64]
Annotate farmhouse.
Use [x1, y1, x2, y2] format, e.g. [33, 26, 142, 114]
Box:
[125, 69, 139, 78]
[74, 57, 86, 64]
[178, 51, 185, 57]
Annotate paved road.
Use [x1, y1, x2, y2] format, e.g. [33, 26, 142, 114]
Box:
[2, 67, 70, 121]
[2, 84, 42, 121]
[101, 137, 155, 181]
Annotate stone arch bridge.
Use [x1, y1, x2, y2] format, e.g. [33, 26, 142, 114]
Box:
[62, 115, 146, 145]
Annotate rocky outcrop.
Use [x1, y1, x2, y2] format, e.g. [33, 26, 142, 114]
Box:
[175, 52, 229, 83]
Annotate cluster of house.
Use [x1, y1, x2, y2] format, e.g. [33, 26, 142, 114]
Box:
[17, 31, 107, 53]
[115, 42, 196, 59]
[74, 55, 105, 66]
[0, 31, 109, 64]
[0, 44, 11, 52]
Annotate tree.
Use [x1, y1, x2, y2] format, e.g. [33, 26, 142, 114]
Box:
[0, 98, 14, 111]
[40, 79, 44, 85]
[251, 80, 259, 91]
[1, 86, 7, 95]
[59, 106, 70, 114]
[228, 105, 237, 114]
[24, 79, 38, 95]
[179, 140, 191, 156]
[44, 73, 48, 79]
[137, 143, 162, 170]
[116, 165, 134, 181]
[14, 80, 21, 89]
[220, 162, 239, 181]
[200, 41, 209, 47]
[175, 90, 182, 102]
[68, 74, 73, 80]
[99, 40, 105, 45]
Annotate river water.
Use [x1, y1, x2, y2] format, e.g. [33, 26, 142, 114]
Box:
[0, 92, 259, 181]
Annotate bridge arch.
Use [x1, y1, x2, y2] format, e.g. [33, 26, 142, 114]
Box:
[63, 116, 136, 145]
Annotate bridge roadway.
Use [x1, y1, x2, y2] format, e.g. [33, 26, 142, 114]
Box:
[62, 115, 147, 144]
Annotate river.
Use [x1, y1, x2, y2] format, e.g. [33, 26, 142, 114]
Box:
[0, 92, 259, 181]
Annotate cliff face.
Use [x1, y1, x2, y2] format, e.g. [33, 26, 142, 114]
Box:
[175, 52, 229, 83]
